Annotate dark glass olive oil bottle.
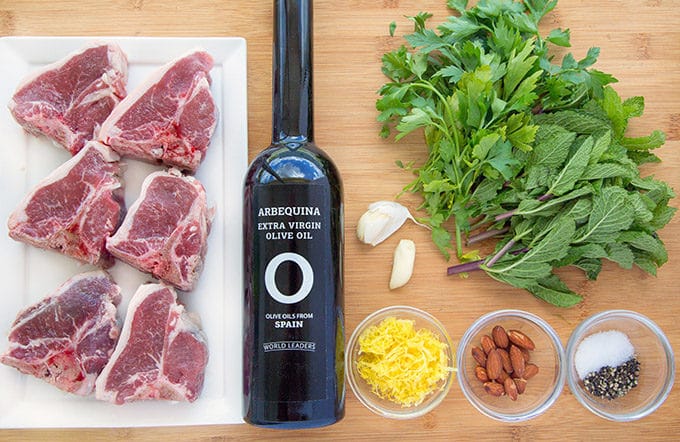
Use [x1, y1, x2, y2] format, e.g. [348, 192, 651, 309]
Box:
[242, 0, 344, 429]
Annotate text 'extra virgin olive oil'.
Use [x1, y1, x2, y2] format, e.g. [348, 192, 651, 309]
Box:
[242, 0, 345, 429]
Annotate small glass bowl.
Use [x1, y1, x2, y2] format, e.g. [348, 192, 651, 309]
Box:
[345, 305, 455, 419]
[565, 310, 674, 421]
[456, 309, 565, 422]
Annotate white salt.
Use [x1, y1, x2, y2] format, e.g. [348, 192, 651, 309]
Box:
[574, 330, 635, 379]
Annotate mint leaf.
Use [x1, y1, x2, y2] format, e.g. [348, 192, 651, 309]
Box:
[574, 187, 634, 243]
[547, 136, 593, 195]
[484, 217, 575, 279]
[649, 205, 677, 231]
[527, 275, 582, 307]
[533, 109, 610, 134]
[564, 198, 592, 222]
[588, 130, 611, 164]
[628, 192, 654, 224]
[574, 257, 602, 280]
[621, 130, 665, 151]
[618, 231, 668, 266]
[605, 242, 634, 269]
[600, 86, 626, 137]
[529, 124, 575, 168]
[516, 186, 593, 217]
[580, 163, 636, 180]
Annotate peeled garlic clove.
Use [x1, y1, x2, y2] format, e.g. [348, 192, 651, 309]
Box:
[389, 239, 416, 290]
[356, 201, 426, 246]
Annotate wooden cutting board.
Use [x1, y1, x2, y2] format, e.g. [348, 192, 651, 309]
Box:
[1, 0, 678, 440]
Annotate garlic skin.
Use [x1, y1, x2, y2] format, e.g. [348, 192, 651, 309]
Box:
[356, 201, 425, 246]
[389, 239, 416, 290]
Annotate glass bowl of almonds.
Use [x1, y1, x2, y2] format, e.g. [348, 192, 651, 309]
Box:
[456, 309, 565, 422]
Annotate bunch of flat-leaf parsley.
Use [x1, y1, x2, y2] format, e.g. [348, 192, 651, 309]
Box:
[377, 0, 675, 306]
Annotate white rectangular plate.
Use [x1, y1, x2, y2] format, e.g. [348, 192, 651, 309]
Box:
[0, 36, 247, 428]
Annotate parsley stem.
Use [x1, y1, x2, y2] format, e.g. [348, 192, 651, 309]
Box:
[455, 223, 463, 259]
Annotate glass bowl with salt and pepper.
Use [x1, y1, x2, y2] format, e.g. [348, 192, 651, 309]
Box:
[566, 310, 674, 421]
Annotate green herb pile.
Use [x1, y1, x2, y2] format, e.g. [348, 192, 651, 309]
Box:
[377, 0, 676, 307]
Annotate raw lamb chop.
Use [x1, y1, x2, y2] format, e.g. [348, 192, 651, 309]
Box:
[98, 50, 217, 173]
[0, 271, 121, 396]
[95, 283, 208, 404]
[106, 168, 212, 291]
[7, 141, 124, 268]
[8, 42, 128, 155]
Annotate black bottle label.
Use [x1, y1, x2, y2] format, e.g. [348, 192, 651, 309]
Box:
[252, 181, 331, 402]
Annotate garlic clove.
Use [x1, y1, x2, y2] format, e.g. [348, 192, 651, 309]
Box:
[389, 239, 416, 290]
[356, 201, 426, 246]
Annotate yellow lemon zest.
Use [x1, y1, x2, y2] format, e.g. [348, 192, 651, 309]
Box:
[356, 316, 451, 407]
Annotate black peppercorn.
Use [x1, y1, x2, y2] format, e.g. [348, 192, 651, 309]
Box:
[583, 357, 640, 400]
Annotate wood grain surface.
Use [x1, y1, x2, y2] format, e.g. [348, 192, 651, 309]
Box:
[1, 0, 678, 440]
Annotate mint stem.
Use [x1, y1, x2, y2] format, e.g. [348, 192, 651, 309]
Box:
[494, 193, 553, 222]
[447, 246, 529, 275]
[447, 259, 483, 275]
[466, 227, 510, 245]
[486, 239, 516, 267]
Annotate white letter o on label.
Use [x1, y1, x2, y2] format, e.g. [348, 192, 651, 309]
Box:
[265, 252, 314, 304]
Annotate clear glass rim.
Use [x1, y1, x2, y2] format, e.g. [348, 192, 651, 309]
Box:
[345, 305, 455, 419]
[565, 309, 675, 422]
[455, 309, 566, 422]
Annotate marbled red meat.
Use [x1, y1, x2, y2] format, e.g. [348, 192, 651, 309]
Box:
[106, 168, 212, 291]
[7, 141, 124, 268]
[98, 50, 217, 172]
[8, 43, 128, 154]
[0, 271, 121, 395]
[95, 283, 208, 404]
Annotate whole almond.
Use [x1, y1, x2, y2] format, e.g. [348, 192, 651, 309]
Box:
[524, 363, 539, 379]
[483, 381, 505, 397]
[504, 376, 518, 401]
[475, 365, 489, 382]
[471, 346, 487, 366]
[514, 378, 527, 395]
[507, 329, 535, 350]
[509, 345, 526, 378]
[492, 325, 509, 348]
[497, 348, 513, 374]
[521, 347, 531, 363]
[486, 349, 503, 380]
[497, 369, 510, 383]
[481, 335, 496, 354]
